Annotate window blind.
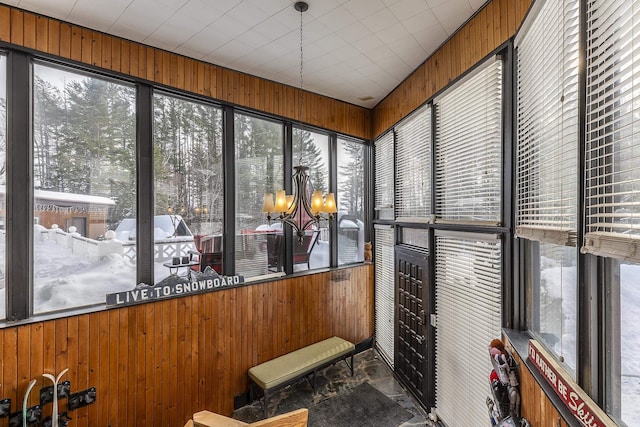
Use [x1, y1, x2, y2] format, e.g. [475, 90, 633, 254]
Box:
[395, 105, 432, 222]
[374, 225, 395, 366]
[434, 58, 503, 225]
[583, 0, 640, 262]
[374, 132, 394, 221]
[515, 0, 580, 247]
[434, 231, 502, 426]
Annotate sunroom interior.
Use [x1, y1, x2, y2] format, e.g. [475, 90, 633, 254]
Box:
[0, 0, 638, 426]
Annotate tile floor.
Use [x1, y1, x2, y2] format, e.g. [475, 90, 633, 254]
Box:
[233, 348, 436, 427]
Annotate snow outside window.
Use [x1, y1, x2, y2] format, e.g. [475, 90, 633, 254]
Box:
[607, 259, 640, 426]
[32, 62, 137, 314]
[515, 0, 580, 378]
[526, 241, 577, 376]
[585, 0, 640, 424]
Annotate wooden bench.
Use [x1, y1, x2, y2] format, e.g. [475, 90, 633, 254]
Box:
[248, 336, 355, 417]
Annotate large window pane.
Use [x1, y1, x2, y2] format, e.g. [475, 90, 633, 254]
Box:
[607, 260, 640, 425]
[583, 0, 640, 261]
[337, 138, 365, 265]
[374, 132, 394, 221]
[153, 94, 223, 282]
[434, 58, 502, 224]
[235, 113, 283, 278]
[527, 241, 577, 376]
[0, 54, 5, 319]
[435, 232, 502, 425]
[293, 127, 329, 271]
[33, 63, 136, 313]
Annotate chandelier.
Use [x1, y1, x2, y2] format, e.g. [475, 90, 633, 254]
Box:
[261, 1, 337, 242]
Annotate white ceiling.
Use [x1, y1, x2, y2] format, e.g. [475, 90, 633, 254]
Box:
[2, 0, 485, 108]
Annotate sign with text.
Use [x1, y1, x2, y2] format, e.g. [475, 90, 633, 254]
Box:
[527, 340, 615, 427]
[106, 275, 244, 307]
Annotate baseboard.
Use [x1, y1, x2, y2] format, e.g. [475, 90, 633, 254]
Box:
[355, 336, 374, 354]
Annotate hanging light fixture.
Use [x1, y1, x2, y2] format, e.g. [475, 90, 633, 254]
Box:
[262, 1, 337, 242]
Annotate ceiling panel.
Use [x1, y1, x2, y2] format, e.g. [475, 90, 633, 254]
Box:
[6, 0, 486, 108]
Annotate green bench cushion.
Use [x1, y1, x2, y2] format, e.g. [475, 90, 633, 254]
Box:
[248, 336, 355, 390]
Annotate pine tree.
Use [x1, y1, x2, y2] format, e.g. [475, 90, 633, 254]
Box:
[338, 140, 365, 218]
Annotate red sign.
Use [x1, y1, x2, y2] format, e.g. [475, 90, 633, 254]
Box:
[528, 340, 614, 427]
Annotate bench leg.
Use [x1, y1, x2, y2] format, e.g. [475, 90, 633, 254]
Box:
[350, 353, 354, 376]
[263, 389, 269, 419]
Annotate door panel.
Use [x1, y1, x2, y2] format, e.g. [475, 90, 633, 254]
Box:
[395, 245, 435, 409]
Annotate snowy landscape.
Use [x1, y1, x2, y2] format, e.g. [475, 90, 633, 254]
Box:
[540, 253, 640, 425]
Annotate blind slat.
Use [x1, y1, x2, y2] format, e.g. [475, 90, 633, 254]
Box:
[435, 234, 502, 426]
[584, 0, 640, 260]
[375, 227, 395, 365]
[515, 0, 579, 243]
[434, 58, 503, 224]
[396, 105, 432, 220]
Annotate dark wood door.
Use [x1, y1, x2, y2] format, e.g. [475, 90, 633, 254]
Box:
[395, 245, 435, 409]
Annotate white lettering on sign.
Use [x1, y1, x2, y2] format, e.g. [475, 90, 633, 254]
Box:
[106, 275, 244, 307]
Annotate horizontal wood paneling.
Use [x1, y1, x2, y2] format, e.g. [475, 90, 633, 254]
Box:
[1, 265, 373, 426]
[0, 4, 371, 140]
[372, 0, 533, 138]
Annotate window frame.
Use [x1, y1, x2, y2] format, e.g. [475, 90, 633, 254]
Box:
[0, 48, 367, 324]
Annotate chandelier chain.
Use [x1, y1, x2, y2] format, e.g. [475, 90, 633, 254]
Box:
[298, 4, 304, 164]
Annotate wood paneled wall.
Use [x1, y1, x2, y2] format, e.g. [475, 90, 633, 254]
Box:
[509, 344, 570, 427]
[1, 265, 373, 426]
[0, 5, 371, 140]
[372, 0, 533, 138]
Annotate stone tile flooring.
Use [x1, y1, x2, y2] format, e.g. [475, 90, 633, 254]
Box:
[233, 348, 436, 427]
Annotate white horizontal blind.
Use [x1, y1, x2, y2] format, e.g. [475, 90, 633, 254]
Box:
[434, 58, 503, 224]
[374, 225, 395, 366]
[515, 0, 579, 246]
[395, 105, 432, 222]
[374, 132, 394, 221]
[584, 0, 640, 262]
[434, 232, 502, 426]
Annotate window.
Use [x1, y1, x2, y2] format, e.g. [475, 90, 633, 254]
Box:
[526, 241, 577, 375]
[585, 0, 640, 423]
[515, 0, 580, 373]
[395, 105, 431, 222]
[234, 113, 284, 278]
[584, 0, 640, 260]
[434, 232, 502, 426]
[0, 54, 5, 319]
[153, 93, 223, 281]
[337, 138, 365, 265]
[606, 259, 640, 426]
[292, 127, 329, 271]
[374, 132, 394, 221]
[434, 57, 503, 224]
[374, 224, 395, 365]
[32, 63, 136, 313]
